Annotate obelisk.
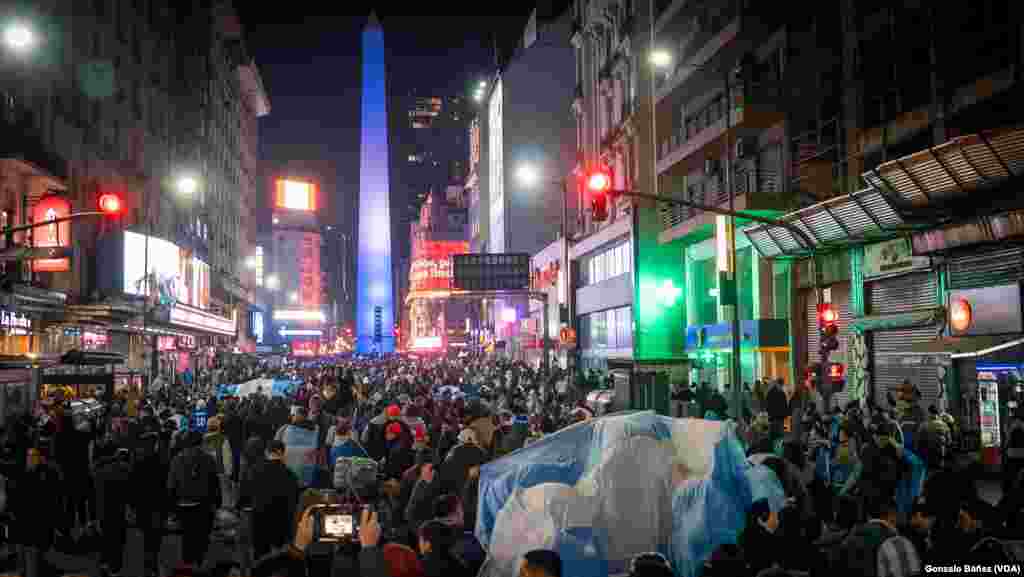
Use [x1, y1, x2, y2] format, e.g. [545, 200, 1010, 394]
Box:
[356, 12, 395, 354]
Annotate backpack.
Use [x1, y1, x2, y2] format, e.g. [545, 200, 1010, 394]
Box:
[175, 449, 217, 502]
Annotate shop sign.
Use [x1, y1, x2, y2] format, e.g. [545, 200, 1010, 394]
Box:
[531, 262, 560, 290]
[863, 237, 930, 279]
[31, 195, 72, 272]
[63, 327, 81, 337]
[177, 334, 197, 350]
[169, 303, 235, 336]
[157, 336, 177, 351]
[0, 310, 30, 334]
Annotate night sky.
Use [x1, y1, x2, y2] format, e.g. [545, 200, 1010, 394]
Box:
[236, 6, 530, 229]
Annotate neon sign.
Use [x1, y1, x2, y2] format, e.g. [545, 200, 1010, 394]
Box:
[0, 310, 30, 334]
[32, 195, 71, 272]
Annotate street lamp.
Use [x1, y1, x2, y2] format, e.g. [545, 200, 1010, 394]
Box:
[515, 163, 540, 188]
[649, 49, 672, 69]
[266, 275, 280, 290]
[244, 256, 257, 269]
[516, 161, 571, 378]
[177, 176, 198, 196]
[3, 23, 34, 53]
[289, 291, 298, 303]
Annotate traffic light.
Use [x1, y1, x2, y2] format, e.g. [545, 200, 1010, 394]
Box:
[98, 193, 122, 216]
[817, 303, 839, 357]
[586, 166, 613, 222]
[827, 362, 846, 393]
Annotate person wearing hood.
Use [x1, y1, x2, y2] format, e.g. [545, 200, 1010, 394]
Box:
[92, 445, 133, 575]
[739, 498, 785, 575]
[202, 415, 235, 509]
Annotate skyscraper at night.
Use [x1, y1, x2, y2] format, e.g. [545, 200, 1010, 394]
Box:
[356, 13, 395, 354]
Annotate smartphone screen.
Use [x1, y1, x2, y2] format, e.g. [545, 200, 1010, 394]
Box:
[323, 514, 353, 538]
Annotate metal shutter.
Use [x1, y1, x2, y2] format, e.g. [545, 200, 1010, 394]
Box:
[948, 246, 1024, 290]
[867, 272, 938, 315]
[871, 327, 942, 409]
[805, 283, 853, 407]
[867, 272, 941, 409]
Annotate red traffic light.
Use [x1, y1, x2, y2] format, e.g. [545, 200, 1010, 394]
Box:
[828, 362, 845, 380]
[818, 304, 838, 325]
[98, 193, 122, 215]
[586, 169, 612, 193]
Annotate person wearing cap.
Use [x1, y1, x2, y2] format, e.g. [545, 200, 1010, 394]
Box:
[383, 421, 415, 481]
[362, 404, 411, 461]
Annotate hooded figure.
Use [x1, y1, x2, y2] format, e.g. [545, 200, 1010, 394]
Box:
[326, 416, 368, 467]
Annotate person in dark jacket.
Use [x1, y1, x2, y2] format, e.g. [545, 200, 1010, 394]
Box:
[93, 446, 134, 575]
[417, 520, 465, 577]
[382, 422, 414, 482]
[132, 431, 169, 575]
[239, 436, 266, 485]
[238, 440, 301, 558]
[167, 431, 221, 568]
[739, 499, 783, 575]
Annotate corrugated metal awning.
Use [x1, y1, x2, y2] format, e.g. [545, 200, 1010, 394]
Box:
[863, 126, 1024, 207]
[743, 187, 905, 258]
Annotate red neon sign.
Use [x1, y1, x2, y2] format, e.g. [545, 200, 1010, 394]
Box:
[409, 240, 469, 292]
[32, 195, 72, 272]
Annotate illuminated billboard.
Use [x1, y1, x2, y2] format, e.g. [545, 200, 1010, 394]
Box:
[32, 195, 71, 272]
[275, 179, 317, 212]
[123, 231, 210, 308]
[300, 233, 321, 307]
[409, 240, 469, 293]
[488, 77, 504, 252]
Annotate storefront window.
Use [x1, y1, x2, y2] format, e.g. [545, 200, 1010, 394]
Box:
[696, 258, 718, 325]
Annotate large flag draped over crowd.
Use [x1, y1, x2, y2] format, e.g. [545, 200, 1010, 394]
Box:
[475, 411, 785, 577]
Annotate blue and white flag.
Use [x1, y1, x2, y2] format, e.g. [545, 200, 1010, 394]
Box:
[280, 425, 319, 487]
[476, 411, 785, 577]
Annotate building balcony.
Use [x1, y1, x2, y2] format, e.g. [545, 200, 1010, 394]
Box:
[658, 185, 789, 247]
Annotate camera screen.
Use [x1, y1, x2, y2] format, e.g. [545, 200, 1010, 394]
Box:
[323, 514, 353, 538]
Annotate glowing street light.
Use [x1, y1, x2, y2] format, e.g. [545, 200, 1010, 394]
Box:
[177, 176, 198, 196]
[266, 275, 280, 290]
[244, 256, 258, 269]
[288, 291, 299, 303]
[649, 49, 672, 69]
[478, 80, 486, 89]
[4, 23, 34, 53]
[515, 163, 540, 187]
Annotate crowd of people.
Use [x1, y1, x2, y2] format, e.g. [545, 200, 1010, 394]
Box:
[0, 353, 1021, 577]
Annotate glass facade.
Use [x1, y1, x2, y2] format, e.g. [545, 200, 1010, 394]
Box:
[582, 240, 632, 286]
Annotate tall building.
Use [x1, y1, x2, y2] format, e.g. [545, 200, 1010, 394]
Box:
[356, 13, 395, 354]
[390, 92, 469, 329]
[405, 187, 470, 352]
[466, 117, 486, 252]
[478, 3, 577, 358]
[268, 174, 324, 356]
[234, 28, 270, 353]
[0, 1, 253, 400]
